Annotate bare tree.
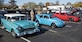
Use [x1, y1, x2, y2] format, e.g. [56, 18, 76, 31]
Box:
[38, 2, 44, 10]
[56, 0, 59, 5]
[67, 2, 72, 5]
[38, 2, 44, 7]
[0, 0, 4, 9]
[22, 2, 37, 9]
[9, 0, 18, 9]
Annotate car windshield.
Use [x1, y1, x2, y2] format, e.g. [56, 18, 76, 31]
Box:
[49, 15, 55, 18]
[66, 12, 72, 15]
[67, 13, 75, 16]
[12, 16, 26, 20]
[8, 16, 26, 22]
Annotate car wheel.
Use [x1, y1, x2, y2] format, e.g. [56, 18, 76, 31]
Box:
[70, 18, 74, 22]
[51, 23, 56, 28]
[11, 30, 18, 38]
[1, 25, 5, 29]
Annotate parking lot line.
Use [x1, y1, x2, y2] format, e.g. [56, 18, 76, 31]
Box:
[66, 25, 72, 27]
[48, 29, 57, 33]
[21, 37, 31, 42]
[65, 21, 81, 24]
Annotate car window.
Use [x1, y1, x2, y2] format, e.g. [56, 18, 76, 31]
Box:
[61, 13, 65, 15]
[44, 16, 49, 19]
[20, 16, 27, 20]
[7, 16, 26, 22]
[7, 17, 17, 22]
[40, 15, 43, 18]
[56, 13, 59, 14]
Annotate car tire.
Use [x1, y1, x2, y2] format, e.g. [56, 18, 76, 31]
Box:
[11, 30, 18, 38]
[70, 18, 74, 22]
[1, 25, 5, 29]
[51, 23, 56, 28]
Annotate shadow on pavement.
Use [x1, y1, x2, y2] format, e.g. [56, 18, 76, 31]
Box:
[22, 27, 48, 38]
[0, 35, 3, 38]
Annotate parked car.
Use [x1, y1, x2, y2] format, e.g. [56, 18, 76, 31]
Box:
[0, 10, 7, 24]
[6, 10, 17, 13]
[1, 14, 40, 37]
[71, 9, 82, 15]
[71, 10, 82, 15]
[35, 14, 65, 28]
[17, 9, 29, 14]
[52, 12, 80, 22]
[55, 10, 71, 13]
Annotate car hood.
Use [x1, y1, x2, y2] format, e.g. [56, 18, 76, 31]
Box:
[13, 20, 35, 28]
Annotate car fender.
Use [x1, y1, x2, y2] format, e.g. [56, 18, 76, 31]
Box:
[35, 19, 40, 23]
[50, 22, 55, 26]
[1, 18, 19, 32]
[69, 16, 75, 20]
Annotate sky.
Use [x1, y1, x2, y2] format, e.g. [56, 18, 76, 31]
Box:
[5, 0, 82, 6]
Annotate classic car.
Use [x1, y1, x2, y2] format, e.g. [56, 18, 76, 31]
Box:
[52, 12, 80, 22]
[1, 14, 40, 37]
[35, 14, 65, 28]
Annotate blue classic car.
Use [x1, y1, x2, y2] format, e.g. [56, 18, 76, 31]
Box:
[35, 14, 65, 28]
[1, 14, 40, 37]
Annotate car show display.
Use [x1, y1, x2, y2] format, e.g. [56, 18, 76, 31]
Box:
[0, 0, 82, 42]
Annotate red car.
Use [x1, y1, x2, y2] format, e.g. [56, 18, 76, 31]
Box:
[52, 12, 80, 22]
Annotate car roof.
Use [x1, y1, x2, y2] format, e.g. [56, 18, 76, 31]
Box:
[4, 14, 26, 17]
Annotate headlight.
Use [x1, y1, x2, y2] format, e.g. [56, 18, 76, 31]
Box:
[17, 26, 23, 31]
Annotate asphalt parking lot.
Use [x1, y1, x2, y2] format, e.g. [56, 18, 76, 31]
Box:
[0, 13, 82, 42]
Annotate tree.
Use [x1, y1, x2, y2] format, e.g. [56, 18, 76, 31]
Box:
[67, 2, 72, 5]
[73, 2, 82, 7]
[38, 2, 44, 7]
[9, 0, 18, 9]
[22, 3, 28, 9]
[56, 0, 59, 5]
[51, 2, 55, 5]
[38, 2, 44, 10]
[0, 0, 4, 9]
[22, 2, 37, 9]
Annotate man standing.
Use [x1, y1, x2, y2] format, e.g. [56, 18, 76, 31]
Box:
[37, 10, 42, 14]
[30, 10, 34, 21]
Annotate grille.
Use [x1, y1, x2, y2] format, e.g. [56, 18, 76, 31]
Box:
[20, 28, 35, 32]
[24, 28, 35, 31]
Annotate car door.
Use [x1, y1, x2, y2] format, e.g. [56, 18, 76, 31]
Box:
[1, 18, 12, 32]
[42, 15, 50, 25]
[39, 15, 44, 24]
[59, 13, 68, 20]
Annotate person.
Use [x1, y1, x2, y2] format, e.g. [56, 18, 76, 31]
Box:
[30, 10, 34, 21]
[47, 10, 50, 14]
[37, 10, 42, 14]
